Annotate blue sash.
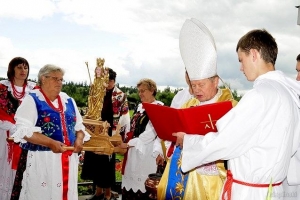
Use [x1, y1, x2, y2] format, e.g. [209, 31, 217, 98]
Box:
[165, 146, 189, 199]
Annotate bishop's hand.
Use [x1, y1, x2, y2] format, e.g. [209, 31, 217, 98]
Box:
[172, 132, 186, 149]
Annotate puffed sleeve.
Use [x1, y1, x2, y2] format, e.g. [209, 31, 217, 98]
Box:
[12, 95, 42, 143]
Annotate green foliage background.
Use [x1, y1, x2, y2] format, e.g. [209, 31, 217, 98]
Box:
[61, 82, 242, 107]
[0, 78, 242, 107]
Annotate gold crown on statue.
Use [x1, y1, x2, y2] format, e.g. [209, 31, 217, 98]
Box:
[96, 58, 105, 68]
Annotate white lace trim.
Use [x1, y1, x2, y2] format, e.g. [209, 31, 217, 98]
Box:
[196, 161, 220, 175]
[0, 80, 36, 91]
[0, 120, 14, 131]
[11, 126, 42, 143]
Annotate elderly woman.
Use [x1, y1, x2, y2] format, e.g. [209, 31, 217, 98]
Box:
[119, 78, 163, 200]
[11, 64, 90, 200]
[0, 57, 36, 200]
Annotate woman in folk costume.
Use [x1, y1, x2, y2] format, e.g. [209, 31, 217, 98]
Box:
[119, 78, 164, 200]
[174, 29, 300, 199]
[10, 64, 90, 200]
[0, 57, 36, 200]
[157, 18, 237, 200]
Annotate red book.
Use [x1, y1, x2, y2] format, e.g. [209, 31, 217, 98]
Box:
[142, 101, 233, 142]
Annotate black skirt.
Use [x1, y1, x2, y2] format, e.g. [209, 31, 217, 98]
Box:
[81, 151, 116, 188]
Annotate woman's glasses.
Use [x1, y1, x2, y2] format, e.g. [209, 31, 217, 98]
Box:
[45, 76, 64, 82]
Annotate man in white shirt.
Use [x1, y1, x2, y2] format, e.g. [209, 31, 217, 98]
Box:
[282, 54, 300, 200]
[174, 29, 300, 200]
[296, 54, 300, 81]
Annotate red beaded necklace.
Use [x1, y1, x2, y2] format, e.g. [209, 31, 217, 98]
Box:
[11, 82, 26, 100]
[39, 89, 63, 112]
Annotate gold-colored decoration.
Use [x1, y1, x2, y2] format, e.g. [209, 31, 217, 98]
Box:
[84, 58, 109, 120]
[82, 119, 127, 155]
[82, 120, 114, 155]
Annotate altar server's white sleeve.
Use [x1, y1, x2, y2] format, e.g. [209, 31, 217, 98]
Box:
[181, 90, 264, 172]
[286, 148, 300, 185]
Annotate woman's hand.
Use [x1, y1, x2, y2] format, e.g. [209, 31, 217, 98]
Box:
[49, 140, 66, 153]
[24, 132, 66, 153]
[73, 137, 83, 153]
[119, 142, 128, 149]
[156, 154, 165, 166]
[73, 131, 84, 153]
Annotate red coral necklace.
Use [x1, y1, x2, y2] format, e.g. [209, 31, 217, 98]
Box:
[11, 82, 26, 100]
[39, 89, 63, 113]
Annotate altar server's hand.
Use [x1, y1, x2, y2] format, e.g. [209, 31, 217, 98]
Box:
[172, 132, 186, 149]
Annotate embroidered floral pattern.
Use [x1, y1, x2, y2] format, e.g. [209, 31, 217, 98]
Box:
[0, 84, 16, 115]
[40, 111, 59, 137]
[166, 147, 189, 199]
[0, 84, 9, 108]
[112, 90, 129, 130]
[66, 113, 76, 133]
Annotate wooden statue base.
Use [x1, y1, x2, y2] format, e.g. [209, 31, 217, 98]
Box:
[83, 119, 126, 155]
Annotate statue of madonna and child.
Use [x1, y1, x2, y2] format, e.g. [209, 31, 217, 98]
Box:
[84, 58, 109, 121]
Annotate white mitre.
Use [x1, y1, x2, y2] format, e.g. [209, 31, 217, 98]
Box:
[179, 18, 217, 80]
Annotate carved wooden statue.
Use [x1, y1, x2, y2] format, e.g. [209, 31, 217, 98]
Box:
[84, 58, 109, 120]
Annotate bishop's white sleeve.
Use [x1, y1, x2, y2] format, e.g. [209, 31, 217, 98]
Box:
[128, 121, 157, 156]
[181, 90, 264, 172]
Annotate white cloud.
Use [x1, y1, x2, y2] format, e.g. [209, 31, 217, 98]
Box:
[0, 0, 299, 94]
[0, 0, 56, 19]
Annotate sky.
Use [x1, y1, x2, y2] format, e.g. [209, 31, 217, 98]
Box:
[0, 0, 299, 94]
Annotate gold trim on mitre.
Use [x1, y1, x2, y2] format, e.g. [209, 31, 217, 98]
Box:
[179, 18, 217, 81]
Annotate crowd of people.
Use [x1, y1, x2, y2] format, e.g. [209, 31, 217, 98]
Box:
[0, 18, 300, 200]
